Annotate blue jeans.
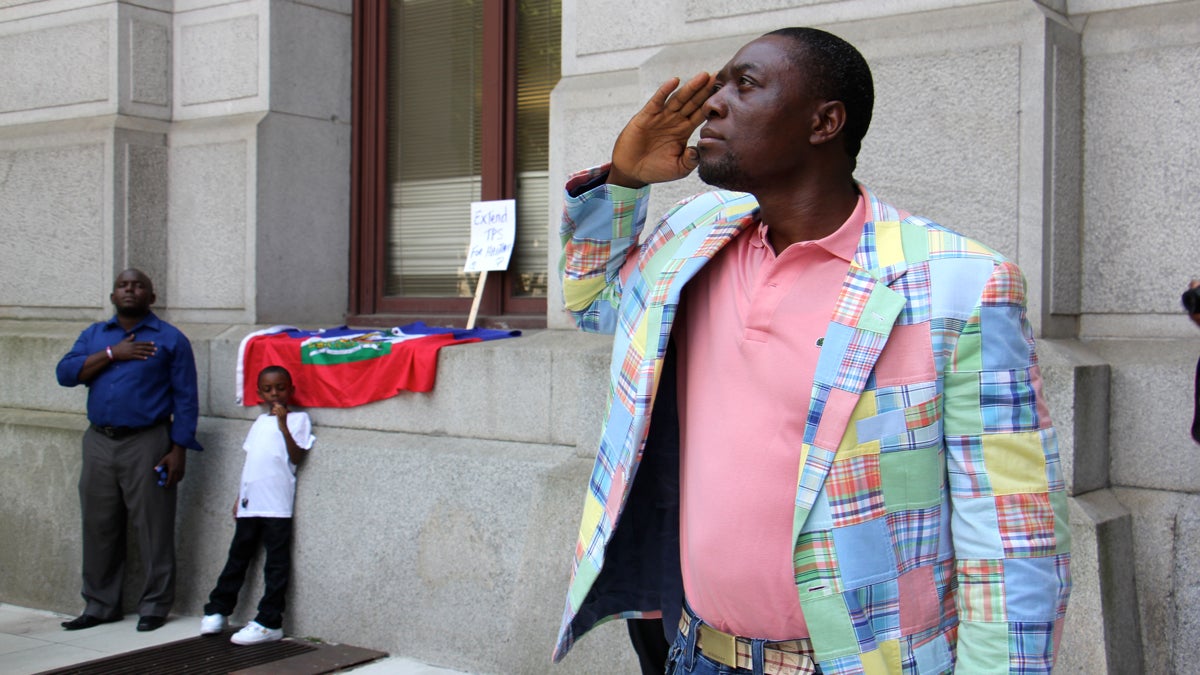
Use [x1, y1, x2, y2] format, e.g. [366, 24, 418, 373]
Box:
[664, 611, 823, 675]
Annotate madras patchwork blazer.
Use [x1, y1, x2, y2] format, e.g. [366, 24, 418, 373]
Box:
[553, 166, 1071, 674]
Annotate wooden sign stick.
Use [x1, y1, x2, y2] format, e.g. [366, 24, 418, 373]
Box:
[466, 270, 488, 329]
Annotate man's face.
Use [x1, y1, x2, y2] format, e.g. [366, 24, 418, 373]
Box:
[110, 270, 155, 316]
[697, 35, 818, 192]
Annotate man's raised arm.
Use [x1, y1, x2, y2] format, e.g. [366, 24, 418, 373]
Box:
[560, 73, 714, 333]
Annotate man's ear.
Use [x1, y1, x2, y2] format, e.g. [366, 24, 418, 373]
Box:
[810, 100, 846, 147]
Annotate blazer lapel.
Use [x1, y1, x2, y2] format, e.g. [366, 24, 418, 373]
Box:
[641, 196, 758, 313]
[791, 259, 908, 538]
[614, 194, 757, 509]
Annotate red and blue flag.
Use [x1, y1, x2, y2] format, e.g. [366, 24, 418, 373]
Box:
[238, 322, 520, 408]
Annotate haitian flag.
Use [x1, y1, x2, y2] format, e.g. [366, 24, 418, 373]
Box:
[238, 322, 520, 408]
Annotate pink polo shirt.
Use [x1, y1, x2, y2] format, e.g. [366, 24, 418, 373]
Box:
[676, 193, 866, 640]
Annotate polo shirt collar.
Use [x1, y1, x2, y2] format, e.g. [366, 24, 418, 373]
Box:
[755, 187, 867, 262]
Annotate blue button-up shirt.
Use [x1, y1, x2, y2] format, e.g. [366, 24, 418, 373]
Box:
[56, 313, 203, 451]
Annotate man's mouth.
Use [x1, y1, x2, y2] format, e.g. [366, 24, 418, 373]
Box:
[697, 129, 724, 153]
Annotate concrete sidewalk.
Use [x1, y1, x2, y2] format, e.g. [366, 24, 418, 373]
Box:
[0, 603, 467, 675]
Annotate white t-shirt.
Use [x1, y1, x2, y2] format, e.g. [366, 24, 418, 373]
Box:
[236, 412, 315, 518]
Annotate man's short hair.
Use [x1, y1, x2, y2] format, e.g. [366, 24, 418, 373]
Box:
[114, 268, 154, 291]
[766, 27, 874, 172]
[258, 365, 293, 383]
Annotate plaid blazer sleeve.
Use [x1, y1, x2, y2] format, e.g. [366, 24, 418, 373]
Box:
[943, 260, 1071, 673]
[560, 164, 651, 334]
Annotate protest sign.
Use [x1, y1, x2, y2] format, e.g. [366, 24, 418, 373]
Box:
[465, 199, 516, 327]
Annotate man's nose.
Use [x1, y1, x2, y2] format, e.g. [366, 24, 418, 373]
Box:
[702, 89, 727, 118]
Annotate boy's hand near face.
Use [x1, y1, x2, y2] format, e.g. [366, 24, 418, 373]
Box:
[271, 402, 289, 428]
[270, 401, 307, 466]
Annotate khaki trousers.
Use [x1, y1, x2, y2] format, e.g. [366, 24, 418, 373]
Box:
[78, 422, 176, 619]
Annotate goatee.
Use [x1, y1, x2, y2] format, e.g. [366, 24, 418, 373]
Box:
[697, 153, 746, 191]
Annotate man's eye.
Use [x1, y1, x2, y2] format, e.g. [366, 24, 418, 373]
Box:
[710, 82, 723, 94]
[739, 76, 754, 86]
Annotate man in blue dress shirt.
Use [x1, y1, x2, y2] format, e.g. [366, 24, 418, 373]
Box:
[56, 268, 203, 632]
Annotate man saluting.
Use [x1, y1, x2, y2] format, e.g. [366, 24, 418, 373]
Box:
[555, 27, 1070, 674]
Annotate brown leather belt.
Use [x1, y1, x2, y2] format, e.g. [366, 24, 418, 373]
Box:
[679, 607, 818, 675]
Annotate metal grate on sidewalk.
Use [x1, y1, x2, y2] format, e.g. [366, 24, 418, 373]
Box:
[36, 630, 388, 675]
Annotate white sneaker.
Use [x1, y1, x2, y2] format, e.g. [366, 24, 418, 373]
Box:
[230, 621, 284, 645]
[200, 613, 227, 635]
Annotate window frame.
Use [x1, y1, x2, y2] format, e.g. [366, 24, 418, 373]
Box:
[349, 0, 547, 327]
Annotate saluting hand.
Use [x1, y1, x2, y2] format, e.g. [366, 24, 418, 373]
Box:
[609, 71, 716, 189]
[110, 333, 157, 361]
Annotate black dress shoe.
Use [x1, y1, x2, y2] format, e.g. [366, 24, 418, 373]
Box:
[61, 614, 121, 631]
[136, 615, 166, 632]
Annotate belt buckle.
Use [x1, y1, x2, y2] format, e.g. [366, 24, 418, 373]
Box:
[697, 624, 737, 668]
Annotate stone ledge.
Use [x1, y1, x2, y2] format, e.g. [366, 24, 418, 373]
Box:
[1059, 489, 1144, 673]
[1086, 339, 1200, 493]
[0, 320, 616, 450]
[1036, 339, 1112, 495]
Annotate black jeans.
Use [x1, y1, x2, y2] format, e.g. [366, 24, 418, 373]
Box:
[204, 517, 292, 629]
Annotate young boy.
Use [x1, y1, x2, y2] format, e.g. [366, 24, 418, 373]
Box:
[200, 365, 315, 644]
